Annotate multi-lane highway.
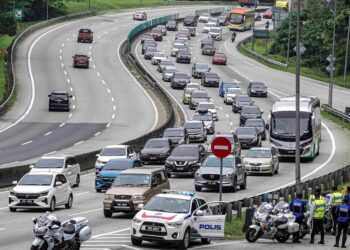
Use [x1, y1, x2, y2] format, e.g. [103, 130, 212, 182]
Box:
[0, 6, 350, 250]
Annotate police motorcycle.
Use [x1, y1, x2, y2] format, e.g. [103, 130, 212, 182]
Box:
[323, 204, 333, 232]
[31, 212, 92, 250]
[246, 202, 299, 243]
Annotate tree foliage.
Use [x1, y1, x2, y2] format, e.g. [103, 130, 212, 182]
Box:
[270, 0, 350, 75]
[0, 14, 17, 36]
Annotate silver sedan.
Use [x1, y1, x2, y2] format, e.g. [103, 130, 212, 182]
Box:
[243, 147, 280, 176]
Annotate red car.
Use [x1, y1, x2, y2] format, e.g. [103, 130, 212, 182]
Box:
[72, 54, 90, 68]
[212, 53, 227, 65]
[150, 28, 163, 41]
[263, 8, 273, 19]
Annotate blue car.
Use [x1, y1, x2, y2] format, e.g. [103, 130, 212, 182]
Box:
[219, 80, 240, 97]
[95, 159, 142, 192]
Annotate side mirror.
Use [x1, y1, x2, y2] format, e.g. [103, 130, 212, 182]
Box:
[29, 165, 34, 169]
[48, 94, 51, 97]
[195, 210, 204, 216]
[69, 95, 73, 98]
[128, 153, 133, 158]
[67, 164, 73, 168]
[96, 154, 100, 157]
[12, 181, 18, 185]
[137, 204, 144, 210]
[140, 146, 143, 150]
[265, 124, 270, 130]
[56, 181, 63, 187]
[151, 182, 157, 187]
[261, 111, 264, 114]
[237, 164, 243, 168]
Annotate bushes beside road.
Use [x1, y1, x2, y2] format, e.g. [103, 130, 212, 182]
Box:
[0, 35, 14, 103]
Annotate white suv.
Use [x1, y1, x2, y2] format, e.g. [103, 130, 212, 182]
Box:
[9, 172, 73, 212]
[131, 191, 225, 249]
[95, 145, 137, 174]
[30, 155, 81, 187]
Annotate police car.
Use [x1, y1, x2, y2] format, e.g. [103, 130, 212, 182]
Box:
[130, 191, 225, 249]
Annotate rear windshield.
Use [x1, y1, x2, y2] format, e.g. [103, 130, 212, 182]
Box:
[206, 73, 218, 78]
[236, 96, 251, 102]
[35, 159, 64, 168]
[164, 130, 184, 137]
[79, 29, 91, 33]
[245, 119, 264, 127]
[174, 73, 188, 78]
[171, 146, 198, 157]
[242, 106, 260, 114]
[236, 127, 257, 135]
[145, 140, 169, 148]
[184, 122, 202, 129]
[113, 174, 150, 187]
[192, 92, 208, 98]
[100, 147, 125, 156]
[104, 160, 133, 170]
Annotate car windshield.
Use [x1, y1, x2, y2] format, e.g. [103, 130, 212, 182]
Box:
[209, 28, 221, 33]
[161, 61, 173, 66]
[236, 96, 251, 102]
[192, 92, 208, 98]
[185, 16, 195, 20]
[144, 42, 156, 47]
[193, 114, 212, 121]
[205, 23, 215, 28]
[196, 64, 209, 69]
[175, 73, 188, 79]
[19, 175, 53, 186]
[246, 149, 271, 158]
[230, 13, 244, 23]
[171, 146, 198, 157]
[184, 122, 202, 129]
[35, 159, 64, 168]
[204, 44, 214, 49]
[201, 13, 210, 17]
[113, 174, 150, 187]
[242, 106, 260, 114]
[173, 44, 185, 49]
[145, 196, 190, 213]
[164, 130, 184, 137]
[198, 103, 215, 109]
[223, 82, 239, 89]
[103, 160, 133, 170]
[154, 53, 165, 58]
[245, 120, 264, 127]
[52, 93, 67, 97]
[211, 135, 234, 144]
[100, 147, 125, 156]
[178, 50, 190, 56]
[146, 47, 157, 52]
[145, 140, 169, 148]
[227, 88, 241, 94]
[185, 88, 195, 94]
[165, 68, 176, 73]
[236, 127, 256, 135]
[206, 73, 218, 79]
[203, 157, 234, 168]
[252, 82, 265, 88]
[187, 84, 199, 89]
[214, 54, 226, 59]
[271, 111, 311, 138]
[218, 16, 226, 21]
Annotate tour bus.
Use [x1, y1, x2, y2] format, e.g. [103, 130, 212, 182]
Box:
[227, 7, 255, 31]
[267, 96, 321, 160]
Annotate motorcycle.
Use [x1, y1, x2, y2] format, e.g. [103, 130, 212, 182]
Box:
[246, 202, 300, 243]
[231, 32, 237, 42]
[31, 212, 92, 250]
[324, 205, 333, 233]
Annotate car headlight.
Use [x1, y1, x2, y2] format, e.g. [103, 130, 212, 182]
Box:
[9, 190, 16, 196]
[105, 194, 114, 200]
[166, 160, 173, 164]
[132, 195, 145, 200]
[40, 191, 49, 197]
[132, 217, 142, 224]
[168, 221, 183, 228]
[263, 161, 272, 166]
[189, 160, 198, 165]
[224, 174, 232, 177]
[96, 159, 103, 164]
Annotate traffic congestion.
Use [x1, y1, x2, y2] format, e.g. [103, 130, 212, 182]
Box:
[1, 4, 349, 250]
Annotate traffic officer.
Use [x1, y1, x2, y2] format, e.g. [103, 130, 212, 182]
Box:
[345, 186, 350, 205]
[309, 187, 324, 207]
[334, 197, 350, 248]
[290, 192, 307, 243]
[328, 186, 343, 235]
[309, 191, 326, 244]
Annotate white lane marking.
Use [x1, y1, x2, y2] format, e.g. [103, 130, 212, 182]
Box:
[0, 207, 8, 210]
[89, 46, 92, 50]
[0, 228, 6, 231]
[69, 208, 101, 217]
[61, 43, 65, 47]
[75, 192, 88, 196]
[230, 122, 233, 126]
[64, 70, 67, 75]
[44, 151, 56, 156]
[59, 56, 62, 60]
[59, 49, 62, 53]
[88, 51, 91, 56]
[104, 31, 109, 35]
[106, 123, 111, 128]
[21, 141, 32, 145]
[72, 96, 75, 101]
[69, 113, 73, 118]
[93, 64, 96, 69]
[61, 63, 64, 68]
[97, 72, 101, 77]
[44, 131, 52, 136]
[74, 141, 84, 146]
[225, 114, 229, 118]
[218, 106, 223, 110]
[70, 87, 73, 92]
[112, 114, 115, 119]
[59, 123, 65, 127]
[67, 78, 71, 83]
[119, 40, 159, 130]
[92, 228, 130, 238]
[113, 105, 116, 110]
[94, 131, 101, 136]
[101, 80, 106, 85]
[72, 105, 76, 109]
[107, 88, 111, 93]
[111, 97, 115, 102]
[66, 38, 70, 42]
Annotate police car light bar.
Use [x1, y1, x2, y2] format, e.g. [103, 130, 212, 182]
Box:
[161, 189, 196, 196]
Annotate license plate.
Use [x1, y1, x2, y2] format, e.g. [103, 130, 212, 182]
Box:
[146, 226, 161, 231]
[208, 181, 217, 185]
[116, 203, 128, 207]
[20, 200, 33, 204]
[252, 167, 260, 171]
[177, 167, 184, 170]
[150, 157, 157, 160]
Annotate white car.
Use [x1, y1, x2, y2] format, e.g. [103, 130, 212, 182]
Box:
[152, 52, 167, 65]
[208, 27, 222, 41]
[95, 145, 137, 173]
[30, 155, 81, 187]
[224, 87, 242, 104]
[133, 11, 147, 21]
[197, 102, 218, 121]
[243, 147, 280, 176]
[207, 18, 219, 26]
[198, 13, 211, 22]
[131, 191, 225, 249]
[171, 44, 186, 57]
[202, 23, 216, 33]
[8, 172, 73, 212]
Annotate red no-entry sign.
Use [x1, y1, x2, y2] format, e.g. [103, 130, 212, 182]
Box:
[211, 137, 232, 158]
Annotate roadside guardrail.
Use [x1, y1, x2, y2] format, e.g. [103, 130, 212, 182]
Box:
[322, 104, 350, 123]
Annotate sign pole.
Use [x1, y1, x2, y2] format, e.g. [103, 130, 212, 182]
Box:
[219, 157, 223, 214]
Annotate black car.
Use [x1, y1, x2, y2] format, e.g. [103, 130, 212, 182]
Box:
[232, 95, 254, 113]
[176, 49, 191, 64]
[192, 63, 211, 78]
[140, 138, 172, 164]
[142, 40, 156, 54]
[166, 20, 178, 31]
[171, 72, 190, 89]
[163, 127, 186, 145]
[201, 72, 220, 87]
[247, 82, 268, 97]
[48, 90, 72, 111]
[244, 118, 266, 140]
[201, 37, 214, 48]
[202, 44, 216, 56]
[189, 90, 209, 110]
[239, 106, 263, 126]
[187, 27, 196, 37]
[218, 15, 227, 26]
[183, 14, 198, 27]
[235, 127, 261, 149]
[165, 144, 206, 177]
[184, 120, 207, 143]
[144, 47, 158, 60]
[207, 133, 241, 157]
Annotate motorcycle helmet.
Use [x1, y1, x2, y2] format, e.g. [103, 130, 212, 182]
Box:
[260, 203, 273, 214]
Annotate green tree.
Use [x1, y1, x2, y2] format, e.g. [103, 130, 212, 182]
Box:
[0, 14, 17, 36]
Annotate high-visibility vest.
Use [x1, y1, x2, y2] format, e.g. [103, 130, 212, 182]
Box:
[314, 199, 326, 219]
[332, 192, 343, 205]
[309, 194, 324, 204]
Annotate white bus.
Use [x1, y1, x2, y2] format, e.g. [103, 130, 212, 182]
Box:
[267, 96, 321, 160]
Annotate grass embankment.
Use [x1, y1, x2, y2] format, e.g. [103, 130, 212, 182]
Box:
[239, 37, 350, 89]
[224, 214, 245, 240]
[321, 110, 350, 131]
[64, 0, 232, 14]
[0, 35, 15, 103]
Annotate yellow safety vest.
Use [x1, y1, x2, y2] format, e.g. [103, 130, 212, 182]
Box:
[314, 199, 326, 219]
[332, 192, 343, 205]
[309, 194, 324, 203]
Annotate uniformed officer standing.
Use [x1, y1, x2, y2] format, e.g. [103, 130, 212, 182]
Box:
[309, 187, 324, 207]
[309, 191, 326, 244]
[290, 192, 307, 243]
[334, 197, 350, 248]
[328, 186, 343, 235]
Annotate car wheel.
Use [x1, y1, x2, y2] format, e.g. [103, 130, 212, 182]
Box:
[195, 185, 202, 192]
[104, 209, 112, 218]
[74, 174, 80, 187]
[166, 172, 171, 178]
[178, 228, 190, 250]
[9, 207, 16, 212]
[274, 163, 279, 174]
[233, 109, 238, 113]
[65, 194, 73, 209]
[270, 167, 274, 176]
[48, 197, 56, 212]
[201, 238, 211, 244]
[240, 175, 247, 190]
[131, 238, 142, 246]
[231, 177, 237, 192]
[96, 189, 102, 193]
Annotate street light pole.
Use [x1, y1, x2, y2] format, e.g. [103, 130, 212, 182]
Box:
[344, 14, 350, 86]
[88, 0, 91, 11]
[46, 0, 49, 20]
[286, 12, 292, 63]
[328, 0, 337, 107]
[251, 0, 257, 50]
[295, 0, 301, 192]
